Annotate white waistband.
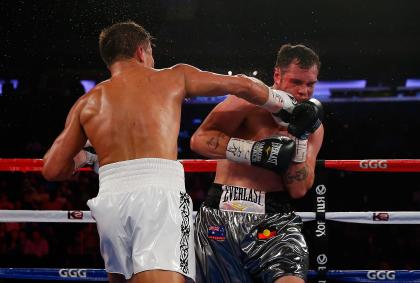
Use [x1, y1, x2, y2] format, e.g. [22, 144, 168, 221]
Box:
[98, 158, 185, 194]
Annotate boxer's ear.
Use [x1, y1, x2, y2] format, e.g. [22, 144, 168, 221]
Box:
[134, 46, 146, 63]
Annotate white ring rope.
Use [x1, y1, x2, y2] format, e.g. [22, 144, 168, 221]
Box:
[1, 210, 420, 224]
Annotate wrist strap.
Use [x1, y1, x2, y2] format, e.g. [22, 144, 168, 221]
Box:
[261, 88, 296, 113]
[226, 138, 254, 165]
[291, 137, 308, 163]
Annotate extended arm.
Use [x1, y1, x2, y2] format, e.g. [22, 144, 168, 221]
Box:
[176, 64, 295, 113]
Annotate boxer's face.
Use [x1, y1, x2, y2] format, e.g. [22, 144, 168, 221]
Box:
[273, 61, 318, 103]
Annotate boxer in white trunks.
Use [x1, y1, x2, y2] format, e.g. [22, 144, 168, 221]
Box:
[42, 22, 301, 283]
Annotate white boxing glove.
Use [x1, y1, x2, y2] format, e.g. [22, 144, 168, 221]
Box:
[83, 140, 99, 174]
[73, 150, 98, 172]
[261, 88, 297, 127]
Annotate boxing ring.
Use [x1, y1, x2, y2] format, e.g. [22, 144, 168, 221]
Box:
[0, 158, 419, 282]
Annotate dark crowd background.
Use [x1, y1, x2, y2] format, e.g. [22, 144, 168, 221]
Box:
[1, 0, 420, 282]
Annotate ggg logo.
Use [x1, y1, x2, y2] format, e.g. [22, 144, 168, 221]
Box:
[359, 160, 387, 169]
[58, 269, 87, 278]
[367, 270, 395, 280]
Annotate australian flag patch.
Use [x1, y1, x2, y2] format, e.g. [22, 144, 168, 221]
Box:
[208, 225, 226, 241]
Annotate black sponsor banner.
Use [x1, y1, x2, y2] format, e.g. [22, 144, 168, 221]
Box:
[312, 174, 328, 283]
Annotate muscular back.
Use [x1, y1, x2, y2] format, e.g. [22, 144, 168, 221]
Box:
[79, 66, 185, 166]
[43, 62, 272, 181]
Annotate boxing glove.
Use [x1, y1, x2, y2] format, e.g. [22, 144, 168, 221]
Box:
[83, 140, 99, 173]
[288, 98, 323, 140]
[261, 88, 297, 119]
[287, 98, 323, 162]
[73, 150, 98, 172]
[226, 136, 295, 173]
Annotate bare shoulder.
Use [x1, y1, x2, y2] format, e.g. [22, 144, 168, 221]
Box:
[79, 83, 104, 105]
[150, 64, 194, 81]
[76, 84, 105, 124]
[151, 63, 195, 74]
[170, 63, 200, 73]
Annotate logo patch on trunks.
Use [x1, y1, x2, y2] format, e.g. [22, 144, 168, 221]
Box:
[219, 185, 265, 214]
[208, 226, 226, 241]
[257, 227, 277, 240]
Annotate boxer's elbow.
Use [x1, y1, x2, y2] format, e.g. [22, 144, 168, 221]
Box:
[42, 165, 60, 181]
[287, 179, 314, 199]
[43, 169, 72, 181]
[42, 163, 61, 181]
[288, 186, 308, 199]
[190, 133, 202, 155]
[190, 132, 216, 158]
[191, 129, 229, 159]
[42, 159, 72, 181]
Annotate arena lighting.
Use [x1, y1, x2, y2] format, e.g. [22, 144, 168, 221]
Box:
[405, 78, 420, 87]
[187, 80, 368, 104]
[10, 80, 18, 89]
[178, 130, 189, 138]
[0, 79, 19, 95]
[395, 79, 420, 97]
[313, 80, 367, 99]
[252, 70, 258, 76]
[80, 80, 96, 93]
[227, 71, 232, 76]
[192, 118, 202, 125]
[184, 95, 227, 104]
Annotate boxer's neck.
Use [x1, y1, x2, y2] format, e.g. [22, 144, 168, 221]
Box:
[109, 58, 146, 76]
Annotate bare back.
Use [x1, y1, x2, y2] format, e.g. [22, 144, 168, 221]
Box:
[43, 62, 271, 181]
[80, 66, 186, 166]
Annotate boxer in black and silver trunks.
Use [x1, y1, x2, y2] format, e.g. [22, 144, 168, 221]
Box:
[42, 22, 308, 283]
[191, 44, 324, 283]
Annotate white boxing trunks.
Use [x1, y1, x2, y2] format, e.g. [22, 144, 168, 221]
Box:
[87, 158, 195, 281]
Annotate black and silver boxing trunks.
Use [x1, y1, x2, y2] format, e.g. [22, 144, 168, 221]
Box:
[194, 183, 308, 283]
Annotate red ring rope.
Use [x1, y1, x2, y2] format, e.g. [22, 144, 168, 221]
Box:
[1, 159, 420, 173]
[318, 159, 420, 172]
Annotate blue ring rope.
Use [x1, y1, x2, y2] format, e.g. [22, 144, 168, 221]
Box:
[1, 268, 420, 282]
